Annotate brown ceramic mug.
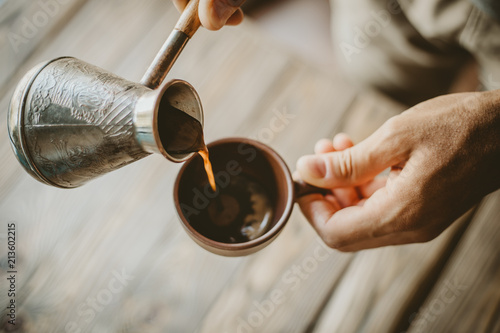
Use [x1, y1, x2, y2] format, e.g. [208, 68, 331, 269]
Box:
[174, 138, 328, 257]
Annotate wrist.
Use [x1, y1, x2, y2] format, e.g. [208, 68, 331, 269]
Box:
[472, 89, 500, 192]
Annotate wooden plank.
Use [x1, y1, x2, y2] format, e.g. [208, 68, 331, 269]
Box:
[197, 221, 352, 333]
[311, 209, 474, 333]
[0, 0, 177, 200]
[0, 0, 358, 332]
[408, 190, 500, 333]
[0, 0, 87, 95]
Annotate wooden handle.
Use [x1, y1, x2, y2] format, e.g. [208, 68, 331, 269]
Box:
[175, 0, 201, 38]
[141, 0, 202, 88]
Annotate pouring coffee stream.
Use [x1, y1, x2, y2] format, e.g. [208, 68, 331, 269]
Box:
[159, 104, 216, 192]
[143, 0, 218, 193]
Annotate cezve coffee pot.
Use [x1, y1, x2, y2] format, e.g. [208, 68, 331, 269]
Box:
[8, 0, 204, 188]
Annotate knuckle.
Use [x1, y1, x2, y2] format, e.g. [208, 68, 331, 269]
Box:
[381, 116, 401, 139]
[332, 150, 355, 182]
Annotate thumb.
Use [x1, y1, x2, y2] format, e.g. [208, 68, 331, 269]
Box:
[199, 0, 246, 30]
[297, 124, 409, 188]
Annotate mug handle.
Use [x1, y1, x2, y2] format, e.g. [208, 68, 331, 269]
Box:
[294, 179, 331, 199]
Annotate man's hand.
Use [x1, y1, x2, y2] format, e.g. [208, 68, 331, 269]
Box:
[296, 91, 500, 252]
[173, 0, 245, 30]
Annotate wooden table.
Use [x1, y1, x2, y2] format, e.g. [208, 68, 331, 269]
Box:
[1, 1, 499, 332]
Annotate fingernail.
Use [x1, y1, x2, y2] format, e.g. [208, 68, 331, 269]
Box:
[297, 156, 326, 179]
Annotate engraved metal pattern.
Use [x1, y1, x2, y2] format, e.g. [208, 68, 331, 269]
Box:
[22, 58, 150, 188]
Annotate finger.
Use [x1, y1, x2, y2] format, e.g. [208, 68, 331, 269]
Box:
[332, 133, 354, 150]
[297, 118, 411, 188]
[298, 184, 388, 246]
[329, 133, 359, 205]
[323, 194, 343, 211]
[357, 177, 387, 198]
[315, 133, 354, 154]
[316, 134, 359, 207]
[225, 8, 244, 26]
[315, 185, 405, 247]
[315, 139, 335, 154]
[172, 0, 188, 11]
[296, 194, 341, 239]
[199, 0, 246, 30]
[299, 169, 424, 251]
[294, 171, 351, 210]
[333, 187, 360, 208]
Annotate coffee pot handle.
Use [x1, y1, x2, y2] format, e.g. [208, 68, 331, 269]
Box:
[141, 0, 202, 89]
[175, 0, 202, 38]
[294, 179, 331, 199]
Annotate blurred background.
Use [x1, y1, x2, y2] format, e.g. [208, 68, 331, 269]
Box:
[0, 1, 498, 332]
